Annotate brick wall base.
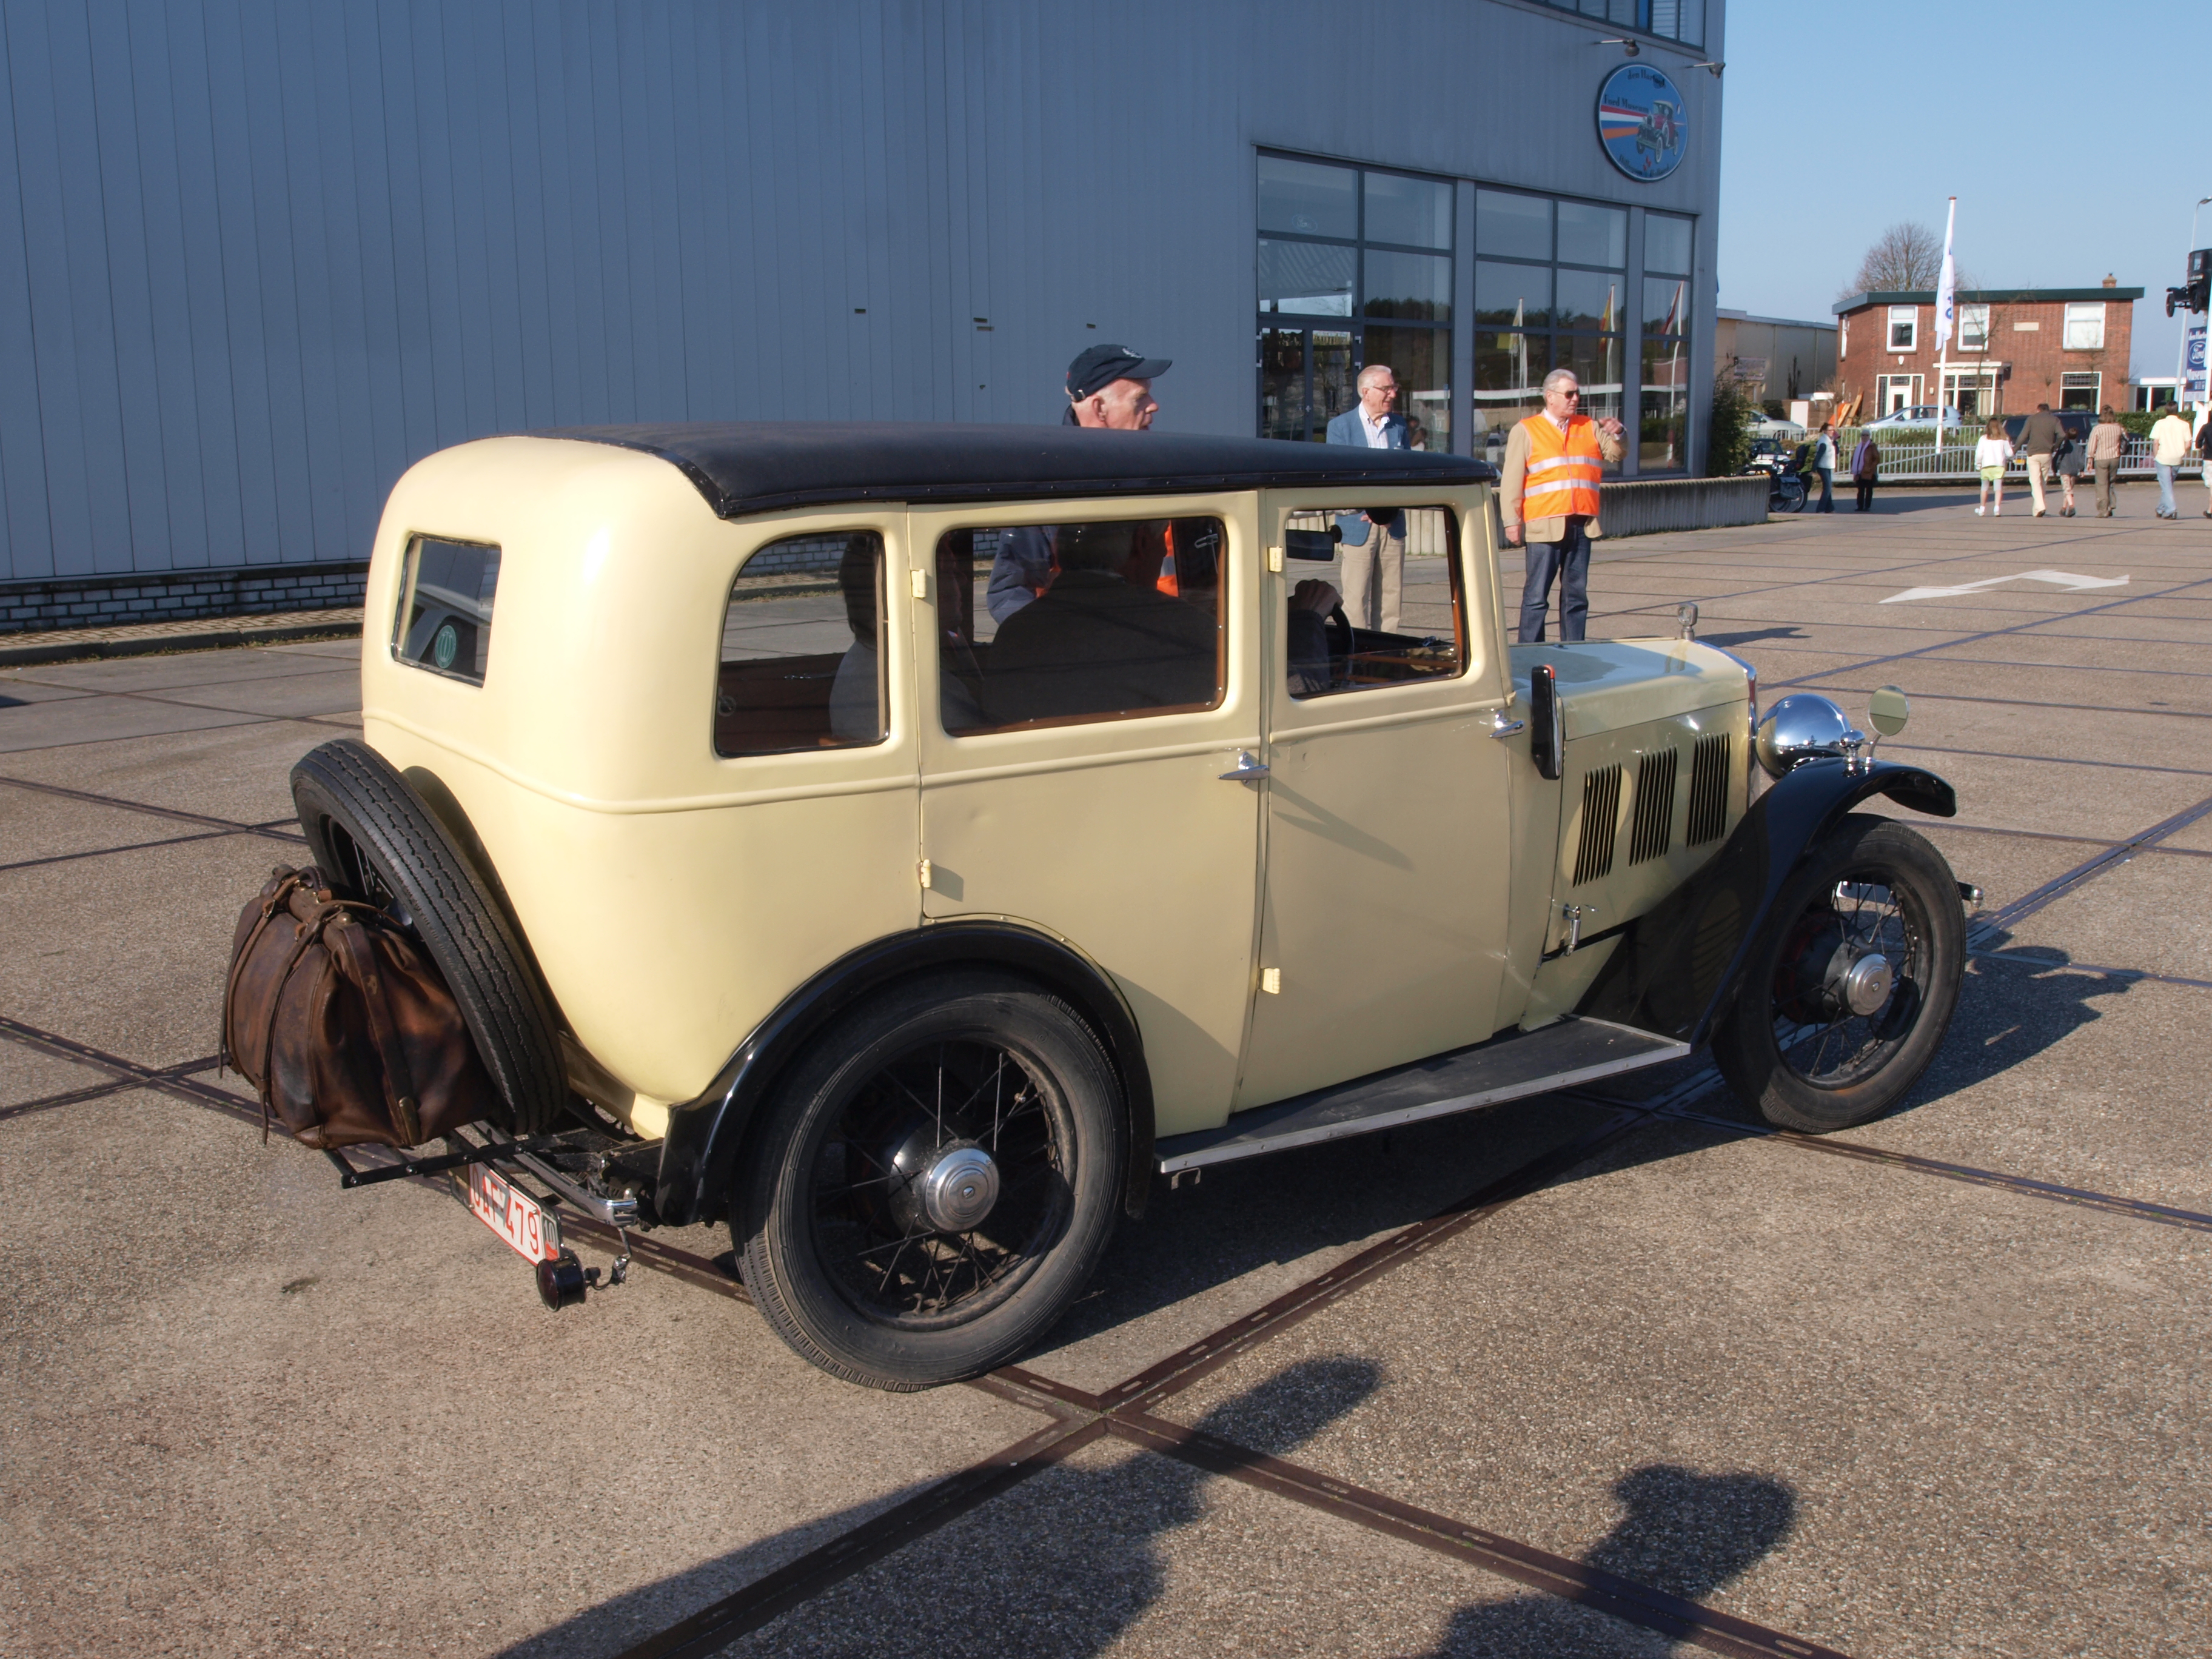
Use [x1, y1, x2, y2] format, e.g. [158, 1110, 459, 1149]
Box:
[0, 561, 370, 635]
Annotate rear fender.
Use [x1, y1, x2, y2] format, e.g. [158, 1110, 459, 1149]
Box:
[1577, 758, 1955, 1044]
[654, 921, 1156, 1228]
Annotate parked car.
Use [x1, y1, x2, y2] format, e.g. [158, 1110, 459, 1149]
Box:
[1860, 404, 1965, 432]
[2002, 411, 2097, 450]
[284, 423, 1969, 1389]
[1749, 414, 1805, 441]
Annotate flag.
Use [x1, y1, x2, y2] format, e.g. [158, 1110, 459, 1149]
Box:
[1932, 197, 1957, 354]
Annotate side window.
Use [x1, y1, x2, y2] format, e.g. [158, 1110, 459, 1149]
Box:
[936, 517, 1227, 735]
[392, 537, 501, 685]
[714, 531, 887, 757]
[1281, 506, 1465, 699]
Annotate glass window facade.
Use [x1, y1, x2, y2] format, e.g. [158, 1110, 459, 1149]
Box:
[1525, 0, 1702, 46]
[1259, 154, 1453, 450]
[1473, 188, 1627, 468]
[1639, 212, 1692, 473]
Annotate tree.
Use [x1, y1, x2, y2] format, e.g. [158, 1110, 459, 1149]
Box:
[1843, 222, 1943, 296]
[1706, 377, 1757, 478]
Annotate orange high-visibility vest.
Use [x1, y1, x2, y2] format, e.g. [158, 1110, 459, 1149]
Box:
[1517, 414, 1604, 520]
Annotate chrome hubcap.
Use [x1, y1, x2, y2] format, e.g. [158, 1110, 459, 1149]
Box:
[1838, 950, 1894, 1017]
[896, 1138, 999, 1233]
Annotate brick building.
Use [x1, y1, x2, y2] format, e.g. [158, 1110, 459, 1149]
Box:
[1834, 278, 2140, 420]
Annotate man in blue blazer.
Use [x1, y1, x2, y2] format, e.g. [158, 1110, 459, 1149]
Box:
[1324, 364, 1409, 631]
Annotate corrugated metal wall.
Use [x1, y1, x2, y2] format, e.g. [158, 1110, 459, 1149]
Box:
[0, 0, 1723, 581]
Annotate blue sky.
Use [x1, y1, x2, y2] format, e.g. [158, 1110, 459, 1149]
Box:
[1716, 3, 2210, 381]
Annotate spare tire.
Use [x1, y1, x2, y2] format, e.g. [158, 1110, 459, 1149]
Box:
[290, 739, 569, 1135]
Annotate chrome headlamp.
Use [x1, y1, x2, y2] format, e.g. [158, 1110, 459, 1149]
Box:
[1754, 694, 1864, 780]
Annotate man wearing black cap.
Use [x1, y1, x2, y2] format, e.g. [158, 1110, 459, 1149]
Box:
[1062, 341, 1170, 427]
[987, 344, 1173, 623]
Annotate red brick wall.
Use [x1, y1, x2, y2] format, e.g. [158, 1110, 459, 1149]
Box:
[1836, 292, 2134, 415]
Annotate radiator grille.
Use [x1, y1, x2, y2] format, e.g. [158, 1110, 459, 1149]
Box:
[1572, 763, 1622, 885]
[1686, 732, 1732, 846]
[1627, 748, 1678, 866]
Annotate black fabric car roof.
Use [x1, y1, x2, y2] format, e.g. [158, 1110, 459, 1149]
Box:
[541, 421, 1495, 517]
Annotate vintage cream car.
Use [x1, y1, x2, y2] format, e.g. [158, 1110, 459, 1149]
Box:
[293, 423, 1966, 1389]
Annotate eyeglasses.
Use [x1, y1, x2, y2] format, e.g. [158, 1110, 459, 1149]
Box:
[1555, 389, 1581, 399]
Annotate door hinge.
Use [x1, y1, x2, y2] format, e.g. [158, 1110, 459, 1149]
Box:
[910, 569, 929, 600]
[917, 857, 933, 890]
[1260, 967, 1282, 994]
[1267, 545, 1284, 573]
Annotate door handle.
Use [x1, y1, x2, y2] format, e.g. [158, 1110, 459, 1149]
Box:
[1489, 711, 1527, 739]
[1218, 749, 1270, 781]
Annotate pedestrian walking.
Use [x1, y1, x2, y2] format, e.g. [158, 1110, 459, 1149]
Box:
[1499, 368, 1626, 643]
[2085, 406, 2125, 517]
[1325, 364, 1410, 632]
[2150, 402, 2192, 519]
[2197, 411, 2212, 518]
[2052, 421, 2083, 517]
[2016, 401, 2062, 517]
[1811, 422, 1837, 512]
[1973, 418, 2012, 516]
[1851, 430, 1880, 512]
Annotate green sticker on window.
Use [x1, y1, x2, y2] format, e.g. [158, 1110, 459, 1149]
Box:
[432, 622, 459, 671]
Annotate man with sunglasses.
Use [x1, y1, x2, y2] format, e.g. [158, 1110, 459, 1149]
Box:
[1499, 368, 1624, 643]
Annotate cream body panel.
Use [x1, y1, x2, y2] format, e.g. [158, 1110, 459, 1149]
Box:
[361, 437, 921, 1106]
[908, 495, 1264, 1140]
[1512, 639, 1746, 742]
[1235, 489, 1513, 1111]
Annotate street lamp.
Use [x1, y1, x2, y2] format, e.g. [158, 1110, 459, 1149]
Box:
[2171, 195, 2211, 412]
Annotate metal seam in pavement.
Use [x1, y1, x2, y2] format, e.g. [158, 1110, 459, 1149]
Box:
[1769, 574, 2212, 691]
[0, 774, 309, 842]
[1971, 789, 2212, 939]
[1783, 685, 2212, 721]
[1880, 742, 2212, 777]
[1652, 1106, 2212, 1236]
[1969, 950, 2212, 992]
[1111, 1413, 1854, 1659]
[0, 826, 256, 876]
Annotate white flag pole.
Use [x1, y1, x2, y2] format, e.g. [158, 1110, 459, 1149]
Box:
[1932, 197, 1957, 459]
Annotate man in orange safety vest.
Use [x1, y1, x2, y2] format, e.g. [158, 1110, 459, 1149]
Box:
[1500, 367, 1625, 642]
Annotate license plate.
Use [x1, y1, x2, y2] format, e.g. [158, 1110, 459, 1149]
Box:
[466, 1162, 561, 1263]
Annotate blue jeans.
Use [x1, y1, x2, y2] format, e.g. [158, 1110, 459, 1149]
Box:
[1518, 517, 1592, 643]
[2157, 462, 2176, 517]
[1814, 465, 1834, 511]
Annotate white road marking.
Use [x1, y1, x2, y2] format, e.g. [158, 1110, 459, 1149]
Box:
[1879, 569, 2130, 605]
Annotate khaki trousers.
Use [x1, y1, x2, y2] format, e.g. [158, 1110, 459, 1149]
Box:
[2025, 454, 2051, 513]
[1339, 520, 1405, 632]
[2093, 461, 2116, 517]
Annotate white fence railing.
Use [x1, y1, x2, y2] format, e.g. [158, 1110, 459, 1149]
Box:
[1842, 431, 2200, 483]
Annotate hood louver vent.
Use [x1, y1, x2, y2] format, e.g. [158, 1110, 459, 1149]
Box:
[1687, 733, 1731, 846]
[1627, 748, 1678, 865]
[1572, 763, 1623, 885]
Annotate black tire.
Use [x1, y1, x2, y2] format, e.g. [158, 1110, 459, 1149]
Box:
[737, 971, 1125, 1390]
[1713, 814, 1964, 1133]
[290, 739, 569, 1135]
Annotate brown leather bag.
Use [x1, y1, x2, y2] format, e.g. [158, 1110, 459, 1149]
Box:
[221, 865, 499, 1149]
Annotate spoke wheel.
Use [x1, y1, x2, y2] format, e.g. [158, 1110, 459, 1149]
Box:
[739, 972, 1124, 1390]
[1714, 814, 1964, 1133]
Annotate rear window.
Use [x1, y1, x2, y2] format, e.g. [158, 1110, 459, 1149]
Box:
[715, 531, 888, 757]
[393, 537, 501, 685]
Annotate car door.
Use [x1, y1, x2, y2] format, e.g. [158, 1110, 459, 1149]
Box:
[908, 497, 1264, 1141]
[1233, 489, 1514, 1111]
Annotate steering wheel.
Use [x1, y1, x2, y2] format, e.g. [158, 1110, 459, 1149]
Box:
[1326, 603, 1354, 669]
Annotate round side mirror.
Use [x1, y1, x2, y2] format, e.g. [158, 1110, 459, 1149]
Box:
[1868, 685, 1910, 738]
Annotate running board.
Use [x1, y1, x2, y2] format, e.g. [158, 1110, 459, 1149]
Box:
[1155, 1017, 1690, 1175]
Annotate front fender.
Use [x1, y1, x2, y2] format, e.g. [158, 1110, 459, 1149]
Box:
[1578, 758, 1956, 1044]
[653, 921, 1157, 1228]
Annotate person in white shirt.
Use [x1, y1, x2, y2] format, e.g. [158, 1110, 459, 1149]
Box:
[1324, 365, 1409, 631]
[2149, 404, 2193, 519]
[1973, 419, 2013, 517]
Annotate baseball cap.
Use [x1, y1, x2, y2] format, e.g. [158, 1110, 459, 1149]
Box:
[1067, 343, 1171, 401]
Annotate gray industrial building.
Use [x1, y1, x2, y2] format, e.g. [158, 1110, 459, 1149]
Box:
[0, 0, 1725, 631]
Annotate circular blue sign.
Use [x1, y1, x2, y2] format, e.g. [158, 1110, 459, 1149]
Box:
[1597, 64, 1687, 182]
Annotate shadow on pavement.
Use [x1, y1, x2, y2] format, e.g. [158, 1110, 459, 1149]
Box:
[504, 1356, 1798, 1658]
